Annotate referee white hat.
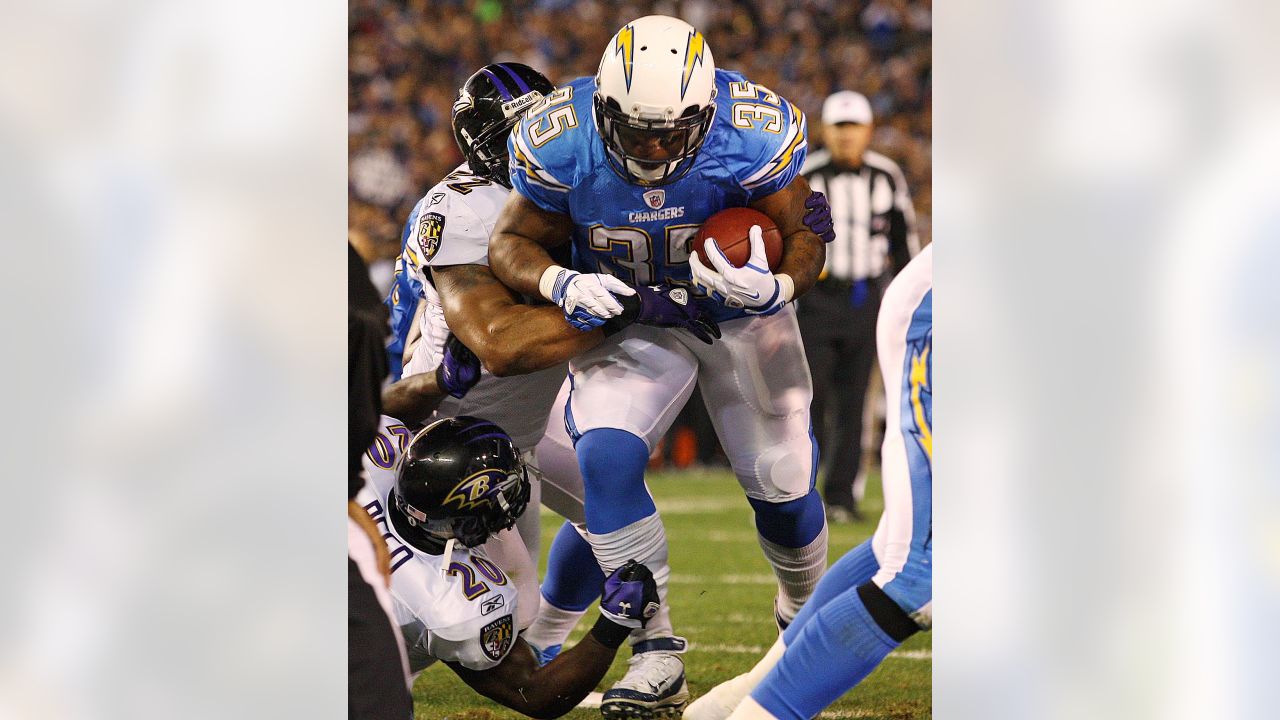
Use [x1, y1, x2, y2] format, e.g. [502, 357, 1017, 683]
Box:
[822, 91, 873, 125]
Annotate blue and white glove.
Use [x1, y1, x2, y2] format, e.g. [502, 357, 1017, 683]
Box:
[599, 559, 660, 629]
[688, 225, 795, 317]
[539, 265, 636, 331]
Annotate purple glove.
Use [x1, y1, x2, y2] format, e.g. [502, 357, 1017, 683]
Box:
[599, 560, 660, 629]
[602, 283, 722, 344]
[434, 333, 481, 399]
[803, 190, 836, 244]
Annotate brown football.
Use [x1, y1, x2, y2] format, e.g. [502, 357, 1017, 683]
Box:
[692, 207, 783, 270]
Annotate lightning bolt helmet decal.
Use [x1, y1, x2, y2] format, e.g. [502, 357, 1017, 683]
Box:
[681, 30, 706, 101]
[615, 24, 635, 92]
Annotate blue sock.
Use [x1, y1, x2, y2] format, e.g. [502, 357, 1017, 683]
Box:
[576, 428, 655, 534]
[540, 520, 603, 612]
[754, 583, 908, 719]
[748, 489, 826, 548]
[783, 538, 880, 643]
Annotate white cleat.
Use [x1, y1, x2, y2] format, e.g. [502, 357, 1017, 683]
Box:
[601, 638, 690, 719]
[682, 635, 787, 720]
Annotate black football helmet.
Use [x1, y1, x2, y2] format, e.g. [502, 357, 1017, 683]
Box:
[451, 63, 556, 188]
[389, 416, 530, 553]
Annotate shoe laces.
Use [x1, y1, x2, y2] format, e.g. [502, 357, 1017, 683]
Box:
[623, 651, 683, 688]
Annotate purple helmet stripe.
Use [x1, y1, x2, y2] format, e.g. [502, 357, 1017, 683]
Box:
[465, 432, 513, 443]
[480, 67, 515, 101]
[495, 64, 532, 95]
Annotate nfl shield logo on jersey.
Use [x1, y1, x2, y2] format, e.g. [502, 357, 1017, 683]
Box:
[643, 189, 665, 209]
[480, 615, 514, 662]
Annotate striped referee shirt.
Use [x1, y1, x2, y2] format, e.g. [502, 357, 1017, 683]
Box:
[803, 149, 920, 282]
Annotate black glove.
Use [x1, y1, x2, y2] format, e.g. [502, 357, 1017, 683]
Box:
[602, 283, 722, 344]
[434, 333, 481, 398]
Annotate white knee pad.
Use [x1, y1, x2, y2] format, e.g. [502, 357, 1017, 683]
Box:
[739, 431, 816, 503]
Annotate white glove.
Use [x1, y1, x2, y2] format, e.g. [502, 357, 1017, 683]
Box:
[539, 266, 636, 330]
[688, 225, 793, 316]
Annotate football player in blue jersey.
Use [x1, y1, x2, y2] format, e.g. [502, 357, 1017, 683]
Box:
[488, 15, 838, 719]
[382, 62, 720, 679]
[685, 245, 932, 720]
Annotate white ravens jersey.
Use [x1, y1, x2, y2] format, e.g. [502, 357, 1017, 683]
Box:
[356, 415, 521, 672]
[395, 162, 568, 450]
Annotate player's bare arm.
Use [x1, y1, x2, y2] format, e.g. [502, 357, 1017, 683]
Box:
[447, 560, 658, 719]
[750, 175, 827, 298]
[380, 371, 449, 425]
[382, 334, 482, 421]
[433, 263, 604, 376]
[446, 633, 621, 719]
[488, 192, 575, 298]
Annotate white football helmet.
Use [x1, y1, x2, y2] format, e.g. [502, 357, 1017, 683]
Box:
[594, 15, 717, 185]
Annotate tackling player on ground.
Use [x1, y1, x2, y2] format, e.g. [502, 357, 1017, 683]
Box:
[489, 15, 838, 718]
[357, 414, 665, 719]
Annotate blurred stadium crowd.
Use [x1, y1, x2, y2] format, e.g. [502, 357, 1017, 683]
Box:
[349, 0, 932, 280]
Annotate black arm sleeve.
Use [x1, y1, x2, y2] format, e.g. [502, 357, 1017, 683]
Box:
[349, 244, 390, 499]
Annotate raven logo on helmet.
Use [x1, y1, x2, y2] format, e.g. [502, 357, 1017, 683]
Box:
[441, 469, 513, 511]
[452, 90, 474, 117]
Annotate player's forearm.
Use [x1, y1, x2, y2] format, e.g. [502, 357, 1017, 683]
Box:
[454, 618, 626, 719]
[513, 619, 628, 718]
[488, 232, 558, 299]
[776, 231, 825, 298]
[436, 263, 603, 377]
[380, 372, 447, 425]
[477, 305, 603, 377]
[489, 194, 575, 298]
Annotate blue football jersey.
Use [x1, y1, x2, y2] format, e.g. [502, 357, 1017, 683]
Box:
[508, 69, 808, 322]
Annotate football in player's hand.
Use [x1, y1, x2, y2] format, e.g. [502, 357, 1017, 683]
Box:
[692, 207, 783, 270]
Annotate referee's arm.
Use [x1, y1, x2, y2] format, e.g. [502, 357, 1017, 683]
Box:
[887, 161, 920, 274]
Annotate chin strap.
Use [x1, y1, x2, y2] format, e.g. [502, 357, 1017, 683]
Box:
[440, 538, 457, 577]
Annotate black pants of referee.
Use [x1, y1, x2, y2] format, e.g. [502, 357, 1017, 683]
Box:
[797, 278, 881, 514]
[350, 558, 413, 720]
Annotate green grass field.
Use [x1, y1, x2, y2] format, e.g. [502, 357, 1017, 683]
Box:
[412, 468, 931, 719]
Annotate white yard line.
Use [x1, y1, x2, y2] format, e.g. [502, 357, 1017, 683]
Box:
[687, 642, 931, 662]
[687, 642, 766, 654]
[670, 573, 777, 585]
[654, 497, 746, 514]
[704, 530, 760, 542]
[890, 649, 932, 661]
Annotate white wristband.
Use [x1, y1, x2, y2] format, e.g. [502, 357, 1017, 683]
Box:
[776, 273, 795, 304]
[538, 265, 569, 303]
